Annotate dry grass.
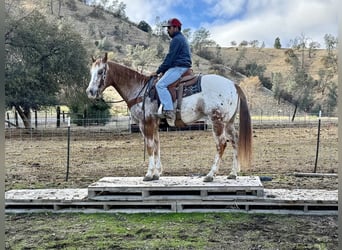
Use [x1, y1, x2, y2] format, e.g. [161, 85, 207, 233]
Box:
[5, 126, 338, 191]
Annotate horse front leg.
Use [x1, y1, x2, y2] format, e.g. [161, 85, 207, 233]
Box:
[143, 136, 157, 181]
[153, 129, 162, 179]
[141, 119, 160, 181]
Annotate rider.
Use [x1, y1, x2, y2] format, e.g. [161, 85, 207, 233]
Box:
[150, 18, 192, 120]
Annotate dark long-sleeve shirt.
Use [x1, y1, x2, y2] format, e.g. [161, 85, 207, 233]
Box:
[156, 31, 192, 74]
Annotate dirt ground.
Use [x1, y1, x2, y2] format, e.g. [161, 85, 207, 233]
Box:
[5, 126, 338, 249]
[5, 126, 338, 190]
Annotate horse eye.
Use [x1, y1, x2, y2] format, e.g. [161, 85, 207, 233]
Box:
[98, 69, 103, 75]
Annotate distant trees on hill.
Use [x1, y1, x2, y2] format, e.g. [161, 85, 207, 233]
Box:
[273, 33, 338, 117]
[274, 37, 281, 49]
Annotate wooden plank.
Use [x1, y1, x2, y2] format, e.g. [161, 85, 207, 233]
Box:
[5, 189, 88, 202]
[5, 200, 177, 213]
[176, 200, 338, 214]
[264, 189, 337, 203]
[88, 176, 263, 190]
[5, 184, 338, 215]
[88, 176, 264, 200]
[293, 172, 338, 178]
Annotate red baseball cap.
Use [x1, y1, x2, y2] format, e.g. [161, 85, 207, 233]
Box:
[162, 18, 182, 27]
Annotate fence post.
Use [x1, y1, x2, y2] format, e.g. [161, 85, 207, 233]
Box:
[14, 111, 18, 127]
[313, 110, 321, 173]
[35, 110, 38, 128]
[66, 117, 71, 181]
[7, 112, 10, 128]
[56, 106, 61, 128]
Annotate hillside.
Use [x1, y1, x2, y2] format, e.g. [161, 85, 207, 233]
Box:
[16, 0, 337, 116]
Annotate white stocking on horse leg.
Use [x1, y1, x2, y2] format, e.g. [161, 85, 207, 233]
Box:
[153, 131, 162, 180]
[143, 155, 155, 181]
[143, 138, 157, 181]
[204, 154, 221, 182]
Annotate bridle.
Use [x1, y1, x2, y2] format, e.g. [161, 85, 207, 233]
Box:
[93, 61, 155, 109]
[97, 63, 107, 89]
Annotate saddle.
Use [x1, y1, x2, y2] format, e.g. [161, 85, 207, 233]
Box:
[166, 69, 202, 127]
[127, 69, 202, 127]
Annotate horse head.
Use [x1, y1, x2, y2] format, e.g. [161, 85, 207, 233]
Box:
[86, 52, 108, 99]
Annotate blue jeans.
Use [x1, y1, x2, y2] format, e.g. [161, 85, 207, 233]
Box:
[156, 67, 189, 111]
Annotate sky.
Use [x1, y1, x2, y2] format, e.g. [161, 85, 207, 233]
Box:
[118, 0, 338, 48]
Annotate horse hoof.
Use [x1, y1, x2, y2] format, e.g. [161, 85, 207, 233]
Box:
[152, 175, 159, 180]
[203, 176, 213, 182]
[227, 174, 237, 180]
[143, 176, 153, 181]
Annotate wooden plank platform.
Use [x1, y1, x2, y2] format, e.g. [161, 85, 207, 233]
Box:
[5, 188, 337, 215]
[4, 176, 337, 215]
[87, 176, 264, 200]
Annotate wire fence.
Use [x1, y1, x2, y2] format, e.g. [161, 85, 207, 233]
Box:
[4, 109, 338, 131]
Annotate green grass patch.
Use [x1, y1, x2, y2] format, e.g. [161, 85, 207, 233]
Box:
[6, 213, 337, 249]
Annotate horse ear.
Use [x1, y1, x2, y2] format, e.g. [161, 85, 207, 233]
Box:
[102, 52, 108, 63]
[91, 56, 96, 63]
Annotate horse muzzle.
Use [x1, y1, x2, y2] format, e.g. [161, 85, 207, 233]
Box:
[86, 87, 100, 99]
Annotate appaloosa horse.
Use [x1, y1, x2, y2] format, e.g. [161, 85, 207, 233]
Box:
[86, 53, 252, 182]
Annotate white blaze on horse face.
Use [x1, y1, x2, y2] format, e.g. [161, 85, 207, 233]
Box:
[86, 62, 105, 99]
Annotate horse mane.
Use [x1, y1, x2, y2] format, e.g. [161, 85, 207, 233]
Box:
[104, 60, 150, 103]
[107, 61, 149, 86]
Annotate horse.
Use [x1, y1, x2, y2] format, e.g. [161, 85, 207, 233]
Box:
[86, 53, 252, 182]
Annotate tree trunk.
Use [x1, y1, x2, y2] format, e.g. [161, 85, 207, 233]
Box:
[50, 0, 53, 14]
[291, 105, 298, 122]
[58, 0, 62, 17]
[15, 105, 32, 129]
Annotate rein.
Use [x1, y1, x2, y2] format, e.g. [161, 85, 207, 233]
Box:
[127, 76, 154, 109]
[105, 100, 125, 104]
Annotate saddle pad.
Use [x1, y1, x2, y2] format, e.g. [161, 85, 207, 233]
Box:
[182, 75, 202, 98]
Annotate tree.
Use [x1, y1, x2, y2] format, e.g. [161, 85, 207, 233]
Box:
[249, 40, 259, 48]
[274, 37, 281, 49]
[69, 94, 111, 126]
[182, 28, 192, 41]
[283, 48, 316, 120]
[244, 63, 272, 90]
[231, 47, 246, 75]
[239, 40, 248, 47]
[137, 20, 152, 33]
[308, 41, 320, 58]
[125, 44, 157, 73]
[326, 83, 337, 112]
[191, 27, 215, 55]
[5, 9, 89, 128]
[324, 34, 337, 56]
[88, 0, 126, 18]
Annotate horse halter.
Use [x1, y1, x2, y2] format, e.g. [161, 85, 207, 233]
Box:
[97, 63, 107, 88]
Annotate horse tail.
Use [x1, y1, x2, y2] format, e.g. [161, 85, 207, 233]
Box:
[235, 84, 252, 170]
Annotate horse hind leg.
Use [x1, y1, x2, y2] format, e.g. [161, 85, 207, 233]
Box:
[204, 118, 227, 182]
[225, 122, 240, 179]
